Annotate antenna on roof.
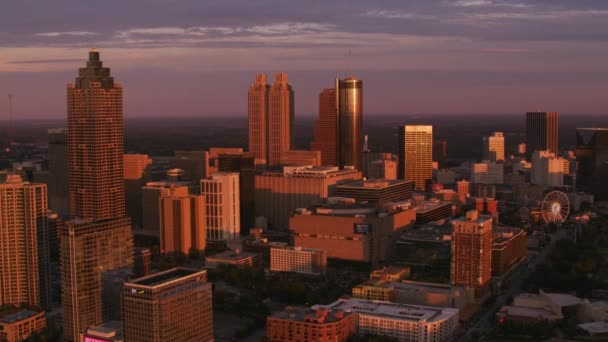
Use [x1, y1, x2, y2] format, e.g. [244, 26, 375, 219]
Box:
[347, 49, 353, 78]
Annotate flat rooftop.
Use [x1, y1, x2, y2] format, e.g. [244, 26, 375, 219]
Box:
[337, 179, 413, 189]
[126, 267, 202, 287]
[270, 306, 353, 323]
[0, 310, 40, 324]
[399, 223, 452, 243]
[414, 200, 452, 215]
[322, 298, 458, 323]
[207, 250, 260, 261]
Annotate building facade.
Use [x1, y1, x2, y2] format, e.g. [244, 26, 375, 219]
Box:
[270, 246, 327, 275]
[576, 128, 608, 200]
[483, 131, 505, 162]
[451, 211, 493, 293]
[200, 172, 240, 240]
[280, 150, 321, 167]
[335, 179, 414, 206]
[310, 88, 338, 167]
[124, 154, 152, 229]
[159, 194, 206, 254]
[268, 73, 294, 167]
[267, 307, 356, 342]
[141, 182, 190, 237]
[526, 111, 558, 159]
[218, 152, 256, 234]
[170, 150, 209, 184]
[48, 128, 69, 217]
[337, 78, 363, 170]
[472, 161, 504, 185]
[122, 268, 213, 342]
[0, 310, 46, 342]
[0, 175, 46, 307]
[398, 125, 433, 191]
[531, 150, 570, 187]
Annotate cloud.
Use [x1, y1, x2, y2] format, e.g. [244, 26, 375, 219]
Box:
[35, 31, 98, 37]
[7, 58, 82, 64]
[362, 10, 436, 20]
[450, 0, 529, 8]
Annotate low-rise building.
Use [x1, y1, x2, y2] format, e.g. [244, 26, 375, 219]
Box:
[267, 306, 356, 342]
[496, 290, 583, 324]
[205, 249, 262, 270]
[0, 310, 46, 342]
[335, 179, 414, 206]
[412, 199, 453, 224]
[270, 246, 327, 276]
[492, 227, 527, 278]
[81, 321, 124, 342]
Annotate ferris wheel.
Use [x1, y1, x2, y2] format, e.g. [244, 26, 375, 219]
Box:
[541, 191, 570, 224]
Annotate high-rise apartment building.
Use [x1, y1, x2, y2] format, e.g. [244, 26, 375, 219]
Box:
[483, 132, 505, 162]
[61, 217, 133, 342]
[141, 182, 190, 237]
[337, 78, 363, 170]
[398, 125, 433, 191]
[526, 112, 558, 159]
[248, 73, 294, 167]
[68, 50, 125, 220]
[0, 175, 46, 307]
[451, 210, 493, 293]
[122, 268, 213, 342]
[310, 88, 338, 166]
[576, 128, 608, 200]
[124, 154, 152, 229]
[159, 193, 206, 254]
[48, 128, 69, 217]
[200, 172, 240, 240]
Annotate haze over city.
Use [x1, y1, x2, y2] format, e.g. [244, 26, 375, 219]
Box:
[2, 0, 608, 118]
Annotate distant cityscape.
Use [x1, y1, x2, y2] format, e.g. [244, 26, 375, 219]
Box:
[0, 49, 607, 342]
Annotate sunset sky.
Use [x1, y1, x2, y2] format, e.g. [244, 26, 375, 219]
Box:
[1, 0, 608, 119]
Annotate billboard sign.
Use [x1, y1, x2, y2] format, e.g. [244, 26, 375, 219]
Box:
[354, 223, 372, 234]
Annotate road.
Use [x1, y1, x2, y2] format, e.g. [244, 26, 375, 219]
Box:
[457, 228, 567, 342]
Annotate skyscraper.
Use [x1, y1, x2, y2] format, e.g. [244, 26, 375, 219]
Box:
[451, 210, 492, 294]
[248, 74, 269, 163]
[48, 128, 69, 217]
[122, 268, 213, 342]
[159, 193, 206, 254]
[0, 175, 46, 308]
[310, 88, 338, 166]
[337, 77, 363, 170]
[576, 128, 608, 200]
[171, 150, 209, 184]
[61, 217, 133, 342]
[268, 73, 294, 166]
[141, 182, 190, 237]
[482, 132, 505, 162]
[200, 172, 240, 240]
[68, 50, 125, 220]
[398, 125, 433, 191]
[124, 154, 152, 229]
[526, 112, 558, 159]
[218, 152, 256, 234]
[63, 51, 133, 342]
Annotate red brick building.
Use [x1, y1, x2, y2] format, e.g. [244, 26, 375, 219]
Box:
[267, 307, 355, 342]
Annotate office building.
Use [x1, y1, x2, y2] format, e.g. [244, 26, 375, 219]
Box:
[124, 154, 152, 229]
[437, 169, 457, 185]
[337, 77, 363, 170]
[394, 222, 452, 269]
[576, 128, 608, 200]
[208, 147, 243, 174]
[433, 140, 448, 169]
[413, 198, 453, 224]
[0, 310, 46, 342]
[335, 179, 414, 206]
[159, 193, 206, 254]
[526, 111, 558, 159]
[268, 73, 294, 166]
[0, 175, 46, 307]
[323, 298, 459, 342]
[171, 150, 209, 184]
[48, 128, 69, 217]
[483, 131, 505, 162]
[270, 246, 327, 276]
[200, 172, 240, 240]
[248, 73, 294, 167]
[398, 125, 433, 191]
[122, 268, 213, 342]
[68, 50, 125, 220]
[451, 211, 493, 293]
[134, 248, 151, 278]
[267, 306, 356, 342]
[367, 158, 397, 180]
[290, 199, 416, 265]
[280, 150, 321, 167]
[61, 217, 133, 342]
[255, 166, 361, 229]
[531, 150, 569, 187]
[141, 182, 189, 237]
[41, 212, 62, 308]
[81, 321, 124, 342]
[310, 88, 338, 167]
[492, 227, 527, 278]
[205, 249, 262, 270]
[471, 161, 504, 185]
[218, 152, 256, 233]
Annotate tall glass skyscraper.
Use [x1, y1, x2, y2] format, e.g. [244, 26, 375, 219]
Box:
[337, 77, 363, 170]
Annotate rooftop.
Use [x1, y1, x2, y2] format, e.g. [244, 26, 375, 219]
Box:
[322, 298, 458, 323]
[126, 267, 203, 288]
[207, 249, 260, 261]
[399, 223, 452, 243]
[0, 310, 41, 324]
[578, 321, 608, 334]
[270, 306, 353, 323]
[337, 179, 413, 190]
[413, 199, 452, 215]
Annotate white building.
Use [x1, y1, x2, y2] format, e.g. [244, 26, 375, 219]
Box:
[471, 161, 504, 185]
[483, 131, 505, 162]
[531, 150, 570, 187]
[200, 172, 240, 240]
[270, 246, 327, 275]
[322, 298, 459, 342]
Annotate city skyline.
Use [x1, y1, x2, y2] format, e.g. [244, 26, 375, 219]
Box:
[2, 1, 608, 119]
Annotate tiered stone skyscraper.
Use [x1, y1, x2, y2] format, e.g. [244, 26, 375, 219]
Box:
[248, 73, 294, 167]
[62, 50, 133, 342]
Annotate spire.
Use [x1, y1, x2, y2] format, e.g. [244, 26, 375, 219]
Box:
[75, 50, 114, 89]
